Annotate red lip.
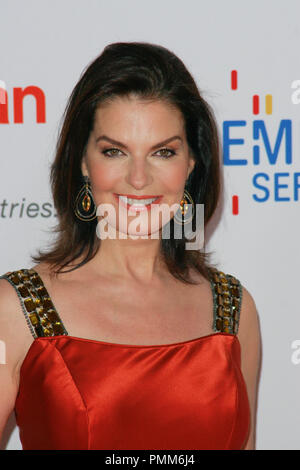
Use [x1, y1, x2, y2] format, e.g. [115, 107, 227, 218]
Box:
[114, 193, 162, 199]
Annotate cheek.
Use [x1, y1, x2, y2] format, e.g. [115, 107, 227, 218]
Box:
[89, 164, 120, 192]
[161, 165, 187, 193]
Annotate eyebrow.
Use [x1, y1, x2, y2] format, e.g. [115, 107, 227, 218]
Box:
[95, 134, 183, 150]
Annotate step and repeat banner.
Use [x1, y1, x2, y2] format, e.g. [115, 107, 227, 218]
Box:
[0, 0, 299, 450]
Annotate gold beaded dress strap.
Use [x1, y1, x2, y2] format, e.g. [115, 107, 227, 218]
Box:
[208, 267, 243, 335]
[0, 269, 68, 339]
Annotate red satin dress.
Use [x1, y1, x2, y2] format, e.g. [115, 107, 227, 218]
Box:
[1, 267, 250, 450]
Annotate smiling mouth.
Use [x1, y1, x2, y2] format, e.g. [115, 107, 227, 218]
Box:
[114, 193, 162, 210]
[119, 195, 159, 205]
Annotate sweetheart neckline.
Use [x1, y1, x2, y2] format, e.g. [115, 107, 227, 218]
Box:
[17, 332, 240, 379]
[34, 331, 239, 348]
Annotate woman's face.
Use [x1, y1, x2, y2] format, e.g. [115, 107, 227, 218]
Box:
[82, 96, 195, 238]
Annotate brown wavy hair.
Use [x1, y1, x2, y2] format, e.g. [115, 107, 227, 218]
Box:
[32, 42, 221, 284]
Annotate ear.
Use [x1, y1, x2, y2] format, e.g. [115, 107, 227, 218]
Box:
[81, 155, 89, 177]
[187, 154, 196, 177]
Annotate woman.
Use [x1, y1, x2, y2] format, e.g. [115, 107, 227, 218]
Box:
[0, 42, 261, 450]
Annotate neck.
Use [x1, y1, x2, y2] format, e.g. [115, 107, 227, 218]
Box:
[83, 234, 167, 284]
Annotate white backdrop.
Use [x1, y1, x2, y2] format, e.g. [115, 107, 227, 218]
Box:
[0, 0, 299, 450]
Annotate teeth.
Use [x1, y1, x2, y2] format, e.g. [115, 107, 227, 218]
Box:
[118, 195, 158, 205]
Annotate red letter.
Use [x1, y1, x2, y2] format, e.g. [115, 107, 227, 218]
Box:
[0, 88, 9, 124]
[13, 86, 46, 123]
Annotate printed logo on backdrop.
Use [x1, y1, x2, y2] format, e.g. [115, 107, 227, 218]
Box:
[0, 80, 56, 219]
[0, 81, 45, 123]
[0, 198, 55, 219]
[224, 71, 300, 214]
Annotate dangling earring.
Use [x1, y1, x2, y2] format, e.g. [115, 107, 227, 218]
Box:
[74, 175, 97, 221]
[174, 188, 195, 225]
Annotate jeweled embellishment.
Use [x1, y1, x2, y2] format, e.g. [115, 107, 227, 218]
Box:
[209, 267, 242, 335]
[0, 269, 68, 339]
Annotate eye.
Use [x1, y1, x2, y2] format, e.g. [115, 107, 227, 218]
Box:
[154, 148, 176, 159]
[102, 147, 123, 157]
[101, 147, 176, 159]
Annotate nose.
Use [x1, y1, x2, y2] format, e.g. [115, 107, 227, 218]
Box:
[125, 157, 153, 190]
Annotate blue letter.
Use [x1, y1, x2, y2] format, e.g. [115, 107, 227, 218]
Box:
[294, 173, 300, 201]
[274, 173, 290, 201]
[253, 120, 292, 165]
[252, 173, 269, 202]
[223, 121, 247, 165]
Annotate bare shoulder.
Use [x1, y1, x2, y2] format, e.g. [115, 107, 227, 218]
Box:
[0, 274, 26, 335]
[235, 280, 262, 388]
[237, 284, 261, 346]
[0, 273, 35, 377]
[0, 273, 36, 440]
[234, 281, 262, 449]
